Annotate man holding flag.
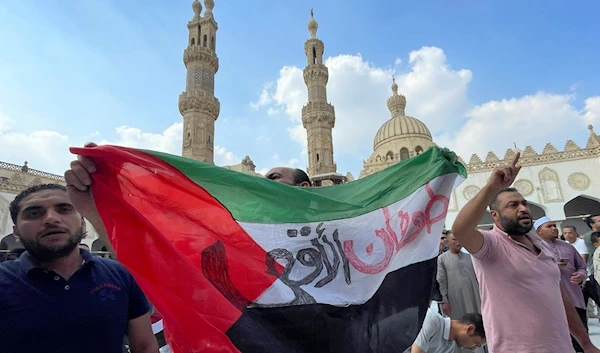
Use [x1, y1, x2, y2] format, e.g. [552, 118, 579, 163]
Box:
[65, 143, 466, 353]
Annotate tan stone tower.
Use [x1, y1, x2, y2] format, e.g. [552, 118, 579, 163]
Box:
[302, 10, 345, 186]
[179, 0, 220, 163]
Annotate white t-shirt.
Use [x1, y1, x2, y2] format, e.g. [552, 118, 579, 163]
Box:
[566, 237, 588, 256]
[413, 309, 456, 353]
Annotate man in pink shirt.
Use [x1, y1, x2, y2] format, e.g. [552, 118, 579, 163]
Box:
[451, 152, 599, 353]
[536, 216, 588, 352]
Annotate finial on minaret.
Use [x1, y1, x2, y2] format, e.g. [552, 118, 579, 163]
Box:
[391, 75, 398, 95]
[204, 0, 214, 16]
[192, 0, 202, 17]
[589, 124, 595, 134]
[308, 9, 318, 38]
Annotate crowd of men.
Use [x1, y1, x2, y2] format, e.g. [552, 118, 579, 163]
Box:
[1, 146, 600, 353]
[410, 153, 600, 353]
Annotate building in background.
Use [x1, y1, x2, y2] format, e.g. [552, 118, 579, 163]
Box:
[2, 1, 599, 242]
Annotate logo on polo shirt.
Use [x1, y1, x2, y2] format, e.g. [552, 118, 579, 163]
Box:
[91, 283, 123, 301]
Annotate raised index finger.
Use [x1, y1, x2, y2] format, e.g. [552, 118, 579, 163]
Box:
[510, 151, 521, 167]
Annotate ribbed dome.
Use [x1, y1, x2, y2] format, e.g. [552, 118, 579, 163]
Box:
[373, 115, 432, 150]
[373, 81, 432, 150]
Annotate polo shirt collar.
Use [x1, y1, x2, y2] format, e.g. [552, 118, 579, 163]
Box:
[19, 248, 96, 274]
[442, 316, 451, 341]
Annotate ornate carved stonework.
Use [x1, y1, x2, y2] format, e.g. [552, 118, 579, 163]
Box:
[463, 185, 481, 201]
[538, 167, 564, 203]
[514, 179, 534, 196]
[457, 127, 600, 174]
[178, 93, 220, 116]
[448, 191, 458, 212]
[183, 46, 219, 70]
[568, 172, 590, 191]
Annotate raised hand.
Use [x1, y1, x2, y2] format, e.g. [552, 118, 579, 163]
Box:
[64, 142, 101, 223]
[487, 151, 522, 192]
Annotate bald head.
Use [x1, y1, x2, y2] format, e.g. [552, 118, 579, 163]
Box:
[265, 167, 311, 187]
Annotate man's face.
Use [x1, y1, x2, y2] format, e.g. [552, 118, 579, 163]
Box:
[448, 233, 462, 252]
[13, 189, 85, 262]
[491, 191, 532, 236]
[537, 221, 558, 241]
[456, 325, 485, 350]
[590, 216, 600, 232]
[265, 167, 309, 187]
[562, 227, 578, 243]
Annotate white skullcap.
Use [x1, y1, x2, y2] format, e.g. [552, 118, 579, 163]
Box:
[534, 216, 552, 230]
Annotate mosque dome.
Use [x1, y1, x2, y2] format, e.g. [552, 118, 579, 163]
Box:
[373, 79, 432, 151]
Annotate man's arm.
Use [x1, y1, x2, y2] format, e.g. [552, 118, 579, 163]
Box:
[436, 256, 448, 303]
[127, 313, 159, 353]
[561, 284, 600, 352]
[436, 257, 451, 316]
[581, 253, 589, 265]
[450, 185, 497, 254]
[410, 343, 426, 353]
[65, 142, 116, 254]
[573, 250, 588, 284]
[451, 152, 522, 254]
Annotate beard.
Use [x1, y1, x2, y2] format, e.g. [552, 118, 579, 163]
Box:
[20, 226, 85, 262]
[499, 214, 532, 236]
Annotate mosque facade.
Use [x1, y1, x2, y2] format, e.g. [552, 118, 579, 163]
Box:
[1, 1, 600, 248]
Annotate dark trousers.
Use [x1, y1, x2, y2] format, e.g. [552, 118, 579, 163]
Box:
[571, 307, 588, 353]
[583, 277, 600, 311]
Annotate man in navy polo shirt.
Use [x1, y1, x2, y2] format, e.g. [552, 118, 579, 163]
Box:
[0, 184, 159, 353]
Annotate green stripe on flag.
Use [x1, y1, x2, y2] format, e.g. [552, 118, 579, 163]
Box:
[143, 147, 467, 224]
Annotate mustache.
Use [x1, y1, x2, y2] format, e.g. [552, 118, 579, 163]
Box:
[38, 225, 71, 237]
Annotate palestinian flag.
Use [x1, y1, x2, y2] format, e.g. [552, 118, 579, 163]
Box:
[69, 145, 466, 353]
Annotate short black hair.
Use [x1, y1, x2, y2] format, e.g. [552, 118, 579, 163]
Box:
[488, 187, 519, 211]
[586, 214, 600, 228]
[562, 225, 577, 232]
[459, 313, 486, 339]
[591, 231, 600, 245]
[293, 169, 312, 186]
[9, 184, 67, 223]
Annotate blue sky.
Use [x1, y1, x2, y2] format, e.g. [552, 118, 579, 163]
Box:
[1, 0, 599, 177]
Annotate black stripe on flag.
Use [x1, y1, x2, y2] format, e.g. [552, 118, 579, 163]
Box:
[226, 257, 436, 353]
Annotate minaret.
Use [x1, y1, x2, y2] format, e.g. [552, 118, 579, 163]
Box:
[179, 0, 220, 163]
[301, 10, 345, 186]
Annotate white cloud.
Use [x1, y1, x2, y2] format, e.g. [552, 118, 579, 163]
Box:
[584, 96, 600, 125]
[102, 122, 239, 166]
[435, 93, 595, 159]
[251, 46, 599, 174]
[250, 84, 273, 110]
[214, 145, 239, 165]
[254, 47, 472, 161]
[100, 122, 183, 155]
[0, 112, 72, 175]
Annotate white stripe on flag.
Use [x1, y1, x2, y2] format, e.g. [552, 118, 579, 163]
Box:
[240, 174, 463, 306]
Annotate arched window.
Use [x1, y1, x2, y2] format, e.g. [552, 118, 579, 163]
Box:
[208, 135, 211, 143]
[191, 38, 195, 46]
[386, 151, 394, 160]
[415, 146, 423, 155]
[211, 36, 215, 50]
[203, 35, 207, 47]
[312, 47, 317, 64]
[316, 153, 320, 162]
[187, 131, 191, 138]
[400, 147, 410, 161]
